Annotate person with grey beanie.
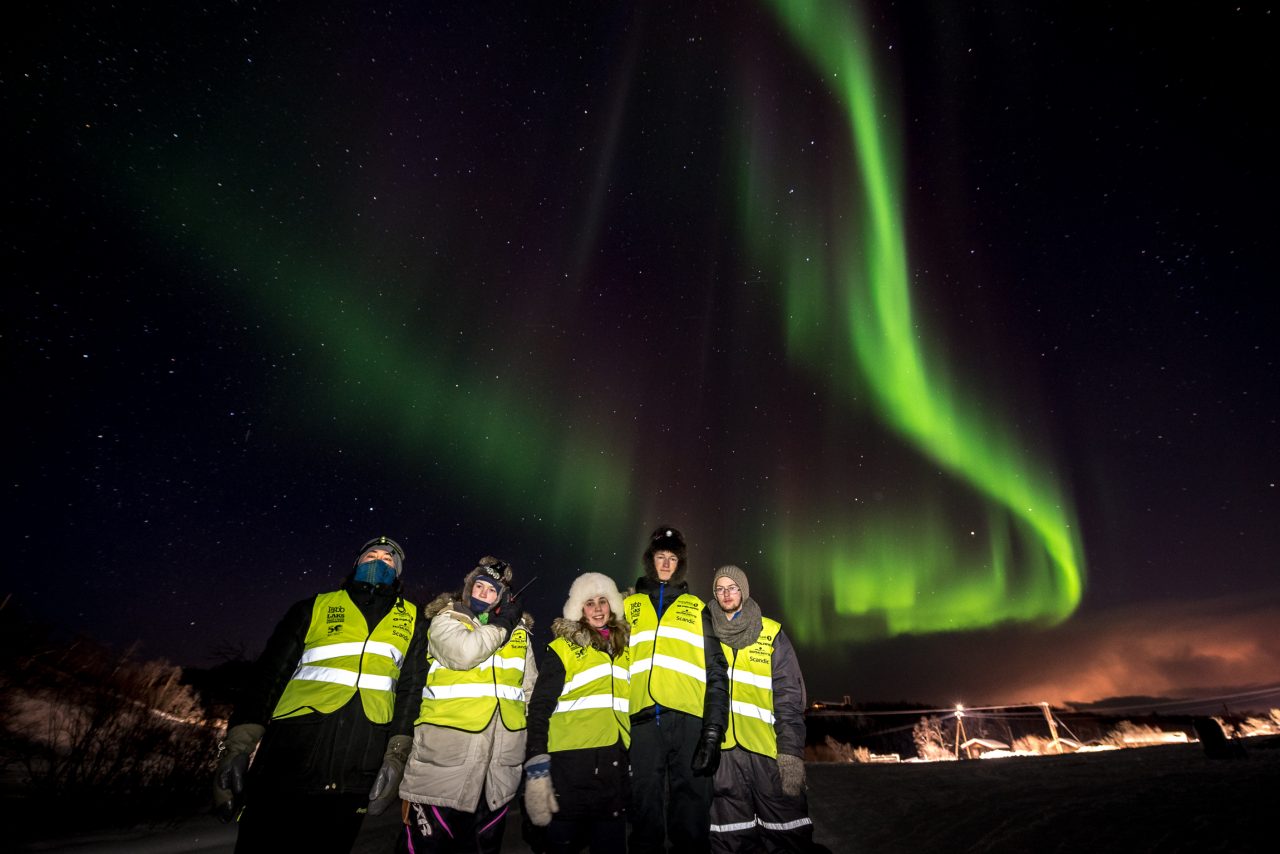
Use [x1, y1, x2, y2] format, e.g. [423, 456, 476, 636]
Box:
[707, 564, 814, 853]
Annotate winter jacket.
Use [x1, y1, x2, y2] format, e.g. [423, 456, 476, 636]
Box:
[271, 590, 417, 722]
[721, 622, 806, 759]
[627, 575, 729, 732]
[526, 617, 630, 820]
[230, 582, 428, 798]
[399, 594, 538, 812]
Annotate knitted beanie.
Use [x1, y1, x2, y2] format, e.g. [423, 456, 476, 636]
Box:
[712, 564, 750, 601]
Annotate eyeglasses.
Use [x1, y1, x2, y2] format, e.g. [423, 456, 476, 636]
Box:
[713, 585, 740, 597]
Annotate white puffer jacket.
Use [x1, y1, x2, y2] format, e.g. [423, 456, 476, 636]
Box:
[399, 596, 538, 812]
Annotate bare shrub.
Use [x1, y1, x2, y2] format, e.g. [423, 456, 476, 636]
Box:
[822, 735, 861, 762]
[913, 715, 954, 761]
[1011, 734, 1057, 755]
[1, 638, 222, 834]
[1101, 720, 1187, 748]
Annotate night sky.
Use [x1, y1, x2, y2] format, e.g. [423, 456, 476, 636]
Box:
[8, 1, 1278, 707]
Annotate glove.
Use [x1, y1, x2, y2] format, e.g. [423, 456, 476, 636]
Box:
[523, 753, 559, 827]
[487, 589, 520, 633]
[368, 734, 413, 816]
[778, 753, 806, 797]
[213, 723, 264, 821]
[690, 724, 723, 777]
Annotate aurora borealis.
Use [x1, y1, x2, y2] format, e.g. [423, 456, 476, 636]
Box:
[9, 1, 1278, 704]
[750, 0, 1081, 642]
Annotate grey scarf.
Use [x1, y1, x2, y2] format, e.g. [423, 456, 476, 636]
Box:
[710, 597, 764, 650]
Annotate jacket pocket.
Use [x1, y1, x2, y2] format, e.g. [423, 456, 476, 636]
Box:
[412, 724, 472, 766]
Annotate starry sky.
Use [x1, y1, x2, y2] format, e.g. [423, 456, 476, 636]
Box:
[8, 1, 1278, 707]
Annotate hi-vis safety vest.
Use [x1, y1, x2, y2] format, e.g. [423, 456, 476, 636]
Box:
[272, 590, 417, 723]
[417, 622, 530, 732]
[625, 592, 707, 717]
[547, 637, 631, 752]
[720, 616, 782, 757]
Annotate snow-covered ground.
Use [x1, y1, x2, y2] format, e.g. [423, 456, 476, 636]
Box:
[19, 735, 1279, 852]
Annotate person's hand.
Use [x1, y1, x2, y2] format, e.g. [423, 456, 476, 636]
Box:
[691, 724, 723, 776]
[777, 753, 806, 796]
[368, 734, 413, 815]
[523, 754, 559, 827]
[213, 723, 264, 821]
[487, 588, 519, 632]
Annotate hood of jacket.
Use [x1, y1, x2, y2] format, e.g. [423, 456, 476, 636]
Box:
[551, 615, 629, 658]
[423, 591, 533, 631]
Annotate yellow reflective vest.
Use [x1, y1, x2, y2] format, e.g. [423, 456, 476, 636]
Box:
[272, 590, 417, 723]
[418, 623, 530, 732]
[547, 636, 631, 751]
[720, 616, 781, 757]
[624, 592, 707, 717]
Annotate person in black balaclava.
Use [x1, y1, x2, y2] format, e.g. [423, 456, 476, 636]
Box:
[622, 526, 729, 853]
[214, 537, 427, 854]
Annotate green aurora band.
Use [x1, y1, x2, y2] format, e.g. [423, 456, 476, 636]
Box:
[753, 0, 1084, 643]
[135, 173, 636, 555]
[99, 1, 1081, 647]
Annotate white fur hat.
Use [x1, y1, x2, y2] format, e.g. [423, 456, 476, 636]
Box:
[563, 572, 625, 622]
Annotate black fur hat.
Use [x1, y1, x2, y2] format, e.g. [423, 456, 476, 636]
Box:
[642, 525, 687, 584]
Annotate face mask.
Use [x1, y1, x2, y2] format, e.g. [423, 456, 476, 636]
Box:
[355, 560, 397, 586]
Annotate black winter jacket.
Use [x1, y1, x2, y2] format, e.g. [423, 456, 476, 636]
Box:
[230, 582, 428, 798]
[526, 620, 630, 819]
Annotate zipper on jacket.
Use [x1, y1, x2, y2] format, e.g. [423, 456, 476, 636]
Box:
[654, 583, 665, 725]
[726, 647, 739, 746]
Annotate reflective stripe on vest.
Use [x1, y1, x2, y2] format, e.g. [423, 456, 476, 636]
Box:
[624, 592, 707, 717]
[272, 590, 417, 723]
[721, 616, 781, 757]
[417, 625, 530, 732]
[547, 636, 631, 751]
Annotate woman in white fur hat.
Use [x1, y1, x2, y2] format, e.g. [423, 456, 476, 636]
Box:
[523, 572, 631, 853]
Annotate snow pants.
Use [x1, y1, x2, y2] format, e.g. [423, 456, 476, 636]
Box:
[398, 797, 510, 854]
[629, 711, 714, 853]
[709, 750, 813, 853]
[546, 812, 627, 853]
[233, 791, 366, 854]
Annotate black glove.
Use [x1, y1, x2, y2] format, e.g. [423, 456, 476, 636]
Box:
[487, 589, 519, 633]
[691, 724, 723, 776]
[367, 734, 412, 816]
[213, 723, 264, 821]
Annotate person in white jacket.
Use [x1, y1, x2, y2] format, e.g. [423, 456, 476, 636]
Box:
[397, 557, 537, 853]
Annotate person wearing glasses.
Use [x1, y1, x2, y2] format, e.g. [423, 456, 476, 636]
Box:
[624, 526, 730, 853]
[213, 536, 425, 854]
[397, 556, 537, 853]
[707, 564, 813, 853]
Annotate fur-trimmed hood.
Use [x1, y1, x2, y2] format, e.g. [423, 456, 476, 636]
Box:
[551, 615, 628, 658]
[423, 591, 533, 630]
